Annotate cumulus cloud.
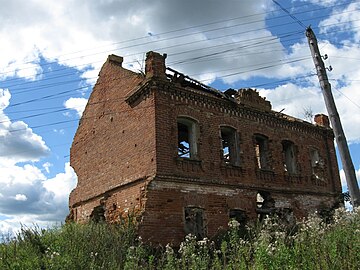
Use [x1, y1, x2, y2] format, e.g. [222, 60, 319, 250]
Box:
[319, 2, 360, 41]
[14, 194, 28, 201]
[0, 0, 291, 85]
[0, 86, 77, 235]
[43, 162, 78, 203]
[64, 97, 88, 117]
[296, 0, 343, 7]
[0, 162, 77, 235]
[0, 89, 49, 163]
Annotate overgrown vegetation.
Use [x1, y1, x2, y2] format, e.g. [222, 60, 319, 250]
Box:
[1, 207, 359, 269]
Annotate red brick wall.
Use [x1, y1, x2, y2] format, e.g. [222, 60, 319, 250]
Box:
[138, 178, 339, 245]
[70, 57, 157, 206]
[138, 179, 257, 245]
[71, 179, 149, 224]
[153, 87, 341, 195]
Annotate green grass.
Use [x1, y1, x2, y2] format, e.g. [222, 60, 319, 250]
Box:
[1, 207, 359, 270]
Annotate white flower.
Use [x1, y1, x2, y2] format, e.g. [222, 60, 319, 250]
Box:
[165, 243, 174, 254]
[228, 219, 240, 228]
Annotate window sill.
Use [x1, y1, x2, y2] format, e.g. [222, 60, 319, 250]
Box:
[176, 157, 201, 163]
[221, 162, 242, 169]
[257, 168, 274, 173]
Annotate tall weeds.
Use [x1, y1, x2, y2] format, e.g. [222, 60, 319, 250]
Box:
[1, 207, 359, 269]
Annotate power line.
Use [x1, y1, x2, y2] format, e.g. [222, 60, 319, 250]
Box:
[3, 14, 359, 94]
[2, 20, 358, 110]
[0, 61, 316, 125]
[272, 0, 307, 29]
[0, 0, 357, 82]
[1, 2, 359, 125]
[1, 6, 359, 95]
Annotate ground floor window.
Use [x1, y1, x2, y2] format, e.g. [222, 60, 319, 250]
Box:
[184, 207, 206, 239]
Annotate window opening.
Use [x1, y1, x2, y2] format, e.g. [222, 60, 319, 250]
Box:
[256, 191, 275, 221]
[177, 118, 197, 158]
[229, 209, 247, 235]
[221, 127, 240, 165]
[184, 207, 206, 239]
[310, 148, 320, 170]
[282, 140, 297, 173]
[90, 205, 105, 223]
[310, 148, 324, 180]
[229, 209, 247, 224]
[254, 135, 269, 169]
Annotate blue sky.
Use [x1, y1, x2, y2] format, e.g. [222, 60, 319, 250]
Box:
[1, 0, 360, 234]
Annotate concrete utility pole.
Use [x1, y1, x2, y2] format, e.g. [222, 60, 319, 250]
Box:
[306, 27, 360, 207]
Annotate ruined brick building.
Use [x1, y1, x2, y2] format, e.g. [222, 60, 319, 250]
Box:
[68, 51, 342, 244]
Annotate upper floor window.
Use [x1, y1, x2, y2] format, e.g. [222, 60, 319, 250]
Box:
[282, 140, 297, 174]
[177, 117, 198, 158]
[220, 126, 240, 166]
[310, 148, 320, 169]
[310, 148, 325, 180]
[254, 134, 270, 170]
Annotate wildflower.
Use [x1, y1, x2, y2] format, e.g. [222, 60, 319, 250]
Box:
[178, 242, 185, 254]
[49, 251, 60, 260]
[185, 233, 196, 242]
[90, 251, 98, 258]
[228, 219, 240, 228]
[197, 237, 208, 246]
[239, 238, 248, 245]
[266, 243, 276, 255]
[165, 243, 174, 254]
[333, 207, 347, 224]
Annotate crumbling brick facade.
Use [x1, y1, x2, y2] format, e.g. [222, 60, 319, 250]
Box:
[69, 51, 342, 245]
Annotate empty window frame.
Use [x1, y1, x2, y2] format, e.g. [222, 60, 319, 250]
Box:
[310, 148, 320, 171]
[184, 207, 206, 239]
[282, 140, 297, 174]
[90, 205, 105, 223]
[220, 126, 240, 166]
[229, 209, 247, 224]
[310, 148, 325, 179]
[177, 117, 198, 158]
[254, 134, 269, 169]
[256, 191, 275, 221]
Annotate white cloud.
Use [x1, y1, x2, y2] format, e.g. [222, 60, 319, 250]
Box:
[42, 162, 52, 174]
[0, 214, 60, 241]
[259, 79, 360, 144]
[14, 194, 27, 201]
[43, 162, 77, 203]
[0, 0, 291, 85]
[0, 162, 77, 236]
[0, 86, 76, 236]
[0, 89, 49, 163]
[64, 97, 88, 117]
[296, 0, 342, 7]
[319, 2, 360, 41]
[259, 83, 324, 119]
